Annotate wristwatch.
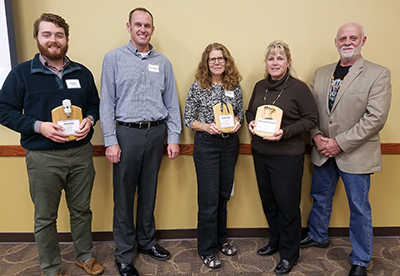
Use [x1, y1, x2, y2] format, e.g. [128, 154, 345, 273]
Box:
[86, 116, 94, 126]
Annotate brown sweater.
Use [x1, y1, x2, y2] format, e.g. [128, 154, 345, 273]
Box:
[245, 71, 318, 155]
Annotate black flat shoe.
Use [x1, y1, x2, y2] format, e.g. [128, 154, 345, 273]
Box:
[300, 235, 329, 248]
[114, 261, 139, 276]
[257, 244, 278, 256]
[138, 243, 171, 261]
[348, 265, 367, 276]
[274, 259, 297, 274]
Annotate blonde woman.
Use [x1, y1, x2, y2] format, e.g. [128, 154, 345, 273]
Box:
[246, 41, 318, 274]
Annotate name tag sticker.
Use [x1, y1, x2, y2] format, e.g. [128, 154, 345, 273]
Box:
[148, 64, 159, 73]
[225, 90, 234, 98]
[65, 79, 81, 89]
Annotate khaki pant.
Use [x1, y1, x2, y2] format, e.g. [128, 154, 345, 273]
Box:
[26, 143, 95, 276]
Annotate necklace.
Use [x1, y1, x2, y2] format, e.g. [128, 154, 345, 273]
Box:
[263, 75, 289, 105]
[330, 72, 348, 91]
[329, 66, 351, 109]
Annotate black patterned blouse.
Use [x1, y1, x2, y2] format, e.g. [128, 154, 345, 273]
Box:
[183, 81, 243, 129]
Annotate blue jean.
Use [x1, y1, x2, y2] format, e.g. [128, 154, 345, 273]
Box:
[307, 158, 372, 267]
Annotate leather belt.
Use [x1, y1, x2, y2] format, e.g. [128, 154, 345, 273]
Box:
[197, 131, 231, 139]
[117, 120, 164, 129]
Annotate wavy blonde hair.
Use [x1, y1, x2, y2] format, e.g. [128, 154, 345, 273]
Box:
[264, 40, 299, 79]
[195, 43, 242, 91]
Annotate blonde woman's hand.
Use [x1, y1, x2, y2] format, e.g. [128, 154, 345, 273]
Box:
[263, 129, 283, 141]
[248, 120, 256, 135]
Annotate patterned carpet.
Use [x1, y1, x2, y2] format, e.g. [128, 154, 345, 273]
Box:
[1, 237, 400, 275]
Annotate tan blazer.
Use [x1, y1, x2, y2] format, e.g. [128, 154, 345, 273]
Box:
[309, 56, 391, 174]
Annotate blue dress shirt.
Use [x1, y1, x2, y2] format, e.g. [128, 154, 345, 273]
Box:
[100, 42, 181, 147]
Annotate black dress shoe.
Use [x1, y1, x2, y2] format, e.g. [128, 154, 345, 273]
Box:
[274, 259, 297, 274]
[114, 261, 139, 276]
[348, 265, 367, 276]
[138, 243, 171, 260]
[300, 235, 329, 248]
[257, 244, 278, 256]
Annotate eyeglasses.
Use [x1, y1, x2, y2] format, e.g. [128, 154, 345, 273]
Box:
[208, 57, 227, 64]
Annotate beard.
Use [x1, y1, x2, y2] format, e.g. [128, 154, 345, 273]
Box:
[37, 41, 68, 61]
[338, 43, 362, 61]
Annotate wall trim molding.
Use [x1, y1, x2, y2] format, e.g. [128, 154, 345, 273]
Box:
[1, 227, 399, 242]
[1, 143, 400, 156]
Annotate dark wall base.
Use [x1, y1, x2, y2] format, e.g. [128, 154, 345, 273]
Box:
[1, 227, 399, 243]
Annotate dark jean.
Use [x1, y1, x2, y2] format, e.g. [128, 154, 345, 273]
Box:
[307, 158, 372, 267]
[193, 131, 239, 256]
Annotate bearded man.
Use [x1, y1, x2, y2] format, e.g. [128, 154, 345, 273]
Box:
[0, 13, 104, 276]
[300, 22, 392, 276]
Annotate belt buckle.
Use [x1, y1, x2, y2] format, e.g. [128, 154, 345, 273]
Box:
[139, 122, 151, 128]
[221, 133, 230, 138]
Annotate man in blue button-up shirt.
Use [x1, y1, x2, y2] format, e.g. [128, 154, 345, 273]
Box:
[100, 7, 181, 276]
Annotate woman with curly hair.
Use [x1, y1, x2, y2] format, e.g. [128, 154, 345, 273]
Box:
[184, 43, 243, 269]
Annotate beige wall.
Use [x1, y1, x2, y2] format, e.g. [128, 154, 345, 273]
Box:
[1, 0, 400, 233]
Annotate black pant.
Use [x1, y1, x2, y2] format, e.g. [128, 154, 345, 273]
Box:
[113, 123, 166, 263]
[252, 149, 303, 262]
[193, 131, 239, 256]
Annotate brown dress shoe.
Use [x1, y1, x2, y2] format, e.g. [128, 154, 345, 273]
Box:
[75, 258, 104, 275]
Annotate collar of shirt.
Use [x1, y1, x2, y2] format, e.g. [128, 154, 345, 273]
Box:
[127, 41, 154, 58]
[38, 54, 70, 78]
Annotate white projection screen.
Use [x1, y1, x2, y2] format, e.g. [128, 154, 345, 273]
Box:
[0, 0, 17, 90]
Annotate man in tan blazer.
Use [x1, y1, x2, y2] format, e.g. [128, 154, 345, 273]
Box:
[300, 22, 391, 276]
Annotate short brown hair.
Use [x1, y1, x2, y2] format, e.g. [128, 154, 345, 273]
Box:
[128, 7, 154, 26]
[33, 13, 69, 39]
